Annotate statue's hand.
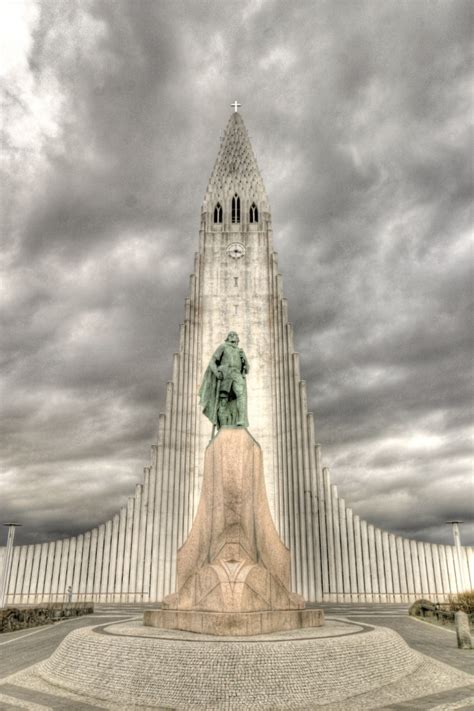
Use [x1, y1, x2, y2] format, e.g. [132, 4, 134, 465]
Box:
[217, 369, 224, 380]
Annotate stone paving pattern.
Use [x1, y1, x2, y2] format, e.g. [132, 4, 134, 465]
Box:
[29, 619, 471, 709]
[0, 606, 472, 709]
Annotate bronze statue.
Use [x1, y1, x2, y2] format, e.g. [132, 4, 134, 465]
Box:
[199, 331, 249, 432]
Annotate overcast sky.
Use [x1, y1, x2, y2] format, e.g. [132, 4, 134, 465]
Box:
[1, 0, 472, 548]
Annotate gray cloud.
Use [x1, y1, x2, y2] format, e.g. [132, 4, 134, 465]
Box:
[1, 0, 472, 549]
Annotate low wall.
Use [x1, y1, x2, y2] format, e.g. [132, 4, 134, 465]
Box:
[0, 602, 93, 633]
[409, 598, 474, 627]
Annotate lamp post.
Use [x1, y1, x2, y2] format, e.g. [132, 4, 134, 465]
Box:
[446, 521, 465, 592]
[0, 523, 22, 609]
[446, 520, 463, 548]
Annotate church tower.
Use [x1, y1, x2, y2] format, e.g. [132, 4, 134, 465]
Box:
[197, 111, 277, 519]
[2, 110, 471, 607]
[147, 108, 318, 601]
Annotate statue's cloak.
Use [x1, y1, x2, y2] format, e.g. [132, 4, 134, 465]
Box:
[199, 366, 219, 425]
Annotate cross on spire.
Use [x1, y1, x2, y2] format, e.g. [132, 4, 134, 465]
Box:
[231, 100, 242, 113]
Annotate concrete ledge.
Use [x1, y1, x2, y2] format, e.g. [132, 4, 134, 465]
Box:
[144, 608, 324, 635]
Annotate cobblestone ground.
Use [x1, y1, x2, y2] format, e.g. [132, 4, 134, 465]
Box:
[0, 605, 471, 710]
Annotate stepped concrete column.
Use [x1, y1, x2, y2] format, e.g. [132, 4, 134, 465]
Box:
[107, 517, 119, 602]
[79, 531, 91, 601]
[43, 541, 55, 602]
[72, 535, 83, 601]
[28, 545, 41, 604]
[375, 529, 385, 601]
[382, 532, 393, 601]
[0, 523, 21, 608]
[331, 486, 343, 600]
[7, 547, 21, 602]
[115, 509, 127, 601]
[447, 522, 467, 591]
[93, 527, 105, 600]
[403, 539, 414, 599]
[36, 542, 49, 603]
[58, 539, 69, 603]
[14, 546, 28, 604]
[353, 515, 364, 602]
[424, 543, 436, 597]
[346, 509, 358, 601]
[129, 484, 142, 600]
[100, 524, 111, 601]
[121, 498, 134, 598]
[323, 468, 336, 600]
[21, 546, 34, 604]
[86, 530, 98, 599]
[431, 543, 444, 600]
[360, 521, 371, 599]
[396, 537, 408, 601]
[50, 540, 63, 602]
[65, 538, 76, 601]
[389, 534, 400, 602]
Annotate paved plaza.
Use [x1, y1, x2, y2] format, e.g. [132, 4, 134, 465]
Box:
[0, 604, 472, 709]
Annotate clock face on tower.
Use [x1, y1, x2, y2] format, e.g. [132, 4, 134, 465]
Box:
[226, 242, 246, 260]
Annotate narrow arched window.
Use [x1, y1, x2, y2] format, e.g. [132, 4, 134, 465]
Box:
[231, 194, 240, 223]
[249, 202, 258, 223]
[214, 202, 222, 223]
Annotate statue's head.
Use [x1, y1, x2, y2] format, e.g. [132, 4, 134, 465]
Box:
[226, 331, 239, 346]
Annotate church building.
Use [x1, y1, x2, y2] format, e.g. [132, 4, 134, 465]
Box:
[1, 109, 472, 604]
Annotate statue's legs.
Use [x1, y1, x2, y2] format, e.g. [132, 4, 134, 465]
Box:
[218, 369, 246, 427]
[231, 375, 246, 426]
[218, 394, 233, 427]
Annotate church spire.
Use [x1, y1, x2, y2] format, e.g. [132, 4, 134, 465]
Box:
[202, 112, 269, 228]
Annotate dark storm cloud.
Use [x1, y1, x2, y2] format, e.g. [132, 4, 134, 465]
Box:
[1, 0, 472, 547]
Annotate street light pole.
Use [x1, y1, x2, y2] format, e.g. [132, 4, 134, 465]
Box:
[446, 520, 463, 548]
[0, 523, 22, 609]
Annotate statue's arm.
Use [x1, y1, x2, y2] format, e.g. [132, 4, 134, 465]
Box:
[240, 349, 249, 375]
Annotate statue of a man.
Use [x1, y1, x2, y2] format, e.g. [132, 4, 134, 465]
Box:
[199, 331, 249, 430]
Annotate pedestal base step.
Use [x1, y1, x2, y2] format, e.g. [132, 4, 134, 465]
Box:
[144, 608, 324, 635]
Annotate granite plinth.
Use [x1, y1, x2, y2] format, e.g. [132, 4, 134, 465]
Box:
[144, 607, 324, 635]
[162, 428, 309, 635]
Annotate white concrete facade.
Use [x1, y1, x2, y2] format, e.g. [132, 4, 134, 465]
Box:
[1, 113, 472, 605]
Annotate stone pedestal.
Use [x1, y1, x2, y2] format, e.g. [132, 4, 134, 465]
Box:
[145, 427, 323, 635]
[144, 608, 323, 636]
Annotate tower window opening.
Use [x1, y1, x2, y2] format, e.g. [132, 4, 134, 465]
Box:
[249, 202, 259, 223]
[232, 194, 240, 223]
[214, 203, 222, 223]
